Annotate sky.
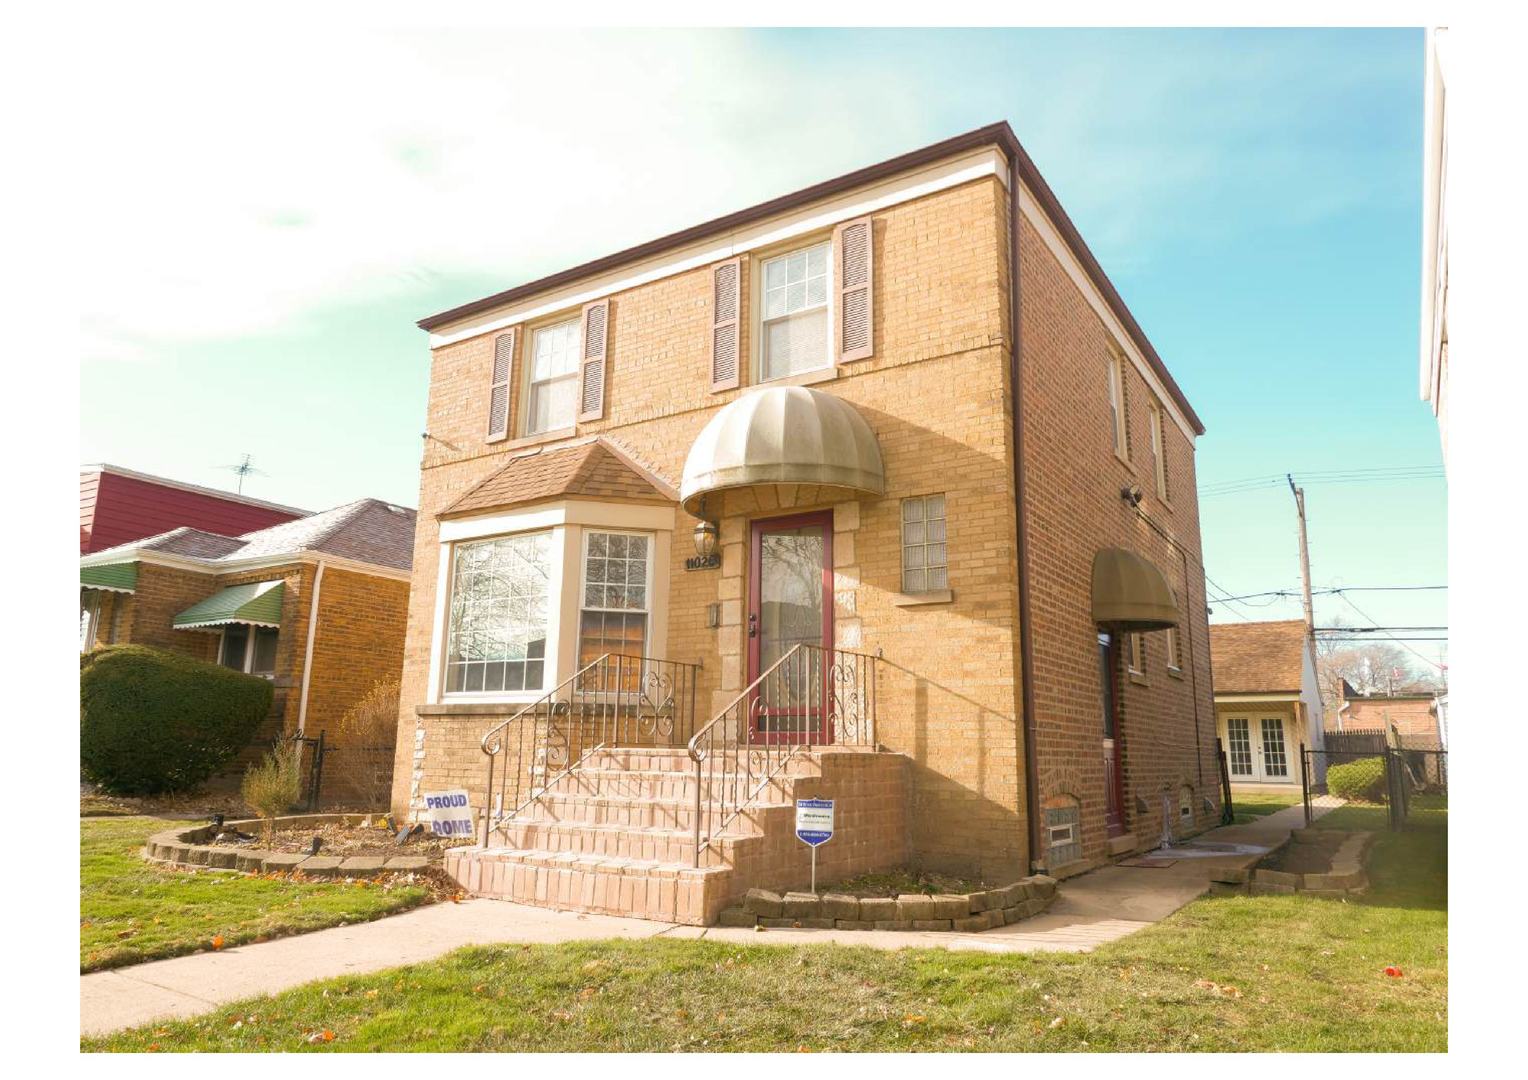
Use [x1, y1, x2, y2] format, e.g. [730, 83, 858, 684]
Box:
[76, 27, 1446, 673]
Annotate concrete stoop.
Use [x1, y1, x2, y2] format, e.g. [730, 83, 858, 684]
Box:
[444, 745, 905, 926]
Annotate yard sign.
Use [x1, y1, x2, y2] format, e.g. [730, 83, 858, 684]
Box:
[795, 798, 834, 893]
[423, 789, 474, 838]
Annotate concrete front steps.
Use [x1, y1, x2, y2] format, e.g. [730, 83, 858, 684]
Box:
[443, 745, 908, 926]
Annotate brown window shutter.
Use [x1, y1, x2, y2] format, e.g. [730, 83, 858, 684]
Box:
[487, 328, 516, 441]
[835, 216, 874, 363]
[710, 257, 741, 391]
[578, 299, 610, 422]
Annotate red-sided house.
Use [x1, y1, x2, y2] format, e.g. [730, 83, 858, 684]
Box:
[81, 464, 309, 554]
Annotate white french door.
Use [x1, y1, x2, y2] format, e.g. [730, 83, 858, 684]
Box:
[1226, 715, 1293, 783]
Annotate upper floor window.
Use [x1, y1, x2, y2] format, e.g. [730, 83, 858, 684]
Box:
[1128, 631, 1146, 677]
[1107, 353, 1129, 460]
[525, 317, 581, 435]
[901, 494, 948, 593]
[1149, 400, 1170, 501]
[760, 240, 831, 382]
[445, 531, 552, 694]
[579, 531, 652, 668]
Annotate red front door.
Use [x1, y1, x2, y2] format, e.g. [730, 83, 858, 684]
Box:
[747, 511, 834, 744]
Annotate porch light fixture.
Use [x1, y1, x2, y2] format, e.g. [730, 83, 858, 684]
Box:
[693, 520, 719, 559]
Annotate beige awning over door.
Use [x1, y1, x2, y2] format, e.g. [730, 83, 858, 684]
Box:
[679, 386, 886, 516]
[1091, 548, 1179, 629]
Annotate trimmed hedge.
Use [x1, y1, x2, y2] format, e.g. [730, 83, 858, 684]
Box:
[81, 645, 274, 795]
[1327, 756, 1387, 803]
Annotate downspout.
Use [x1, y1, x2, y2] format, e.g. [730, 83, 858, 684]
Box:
[1006, 149, 1044, 871]
[296, 561, 326, 736]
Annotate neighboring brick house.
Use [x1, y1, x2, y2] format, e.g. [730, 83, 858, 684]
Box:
[1210, 620, 1327, 793]
[81, 464, 308, 554]
[1328, 679, 1446, 750]
[395, 121, 1216, 924]
[80, 499, 415, 804]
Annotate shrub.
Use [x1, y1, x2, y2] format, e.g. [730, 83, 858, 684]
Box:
[242, 740, 303, 844]
[80, 645, 273, 795]
[337, 677, 400, 810]
[1327, 756, 1387, 803]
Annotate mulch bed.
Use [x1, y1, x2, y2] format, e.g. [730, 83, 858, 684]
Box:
[823, 868, 996, 898]
[210, 819, 470, 862]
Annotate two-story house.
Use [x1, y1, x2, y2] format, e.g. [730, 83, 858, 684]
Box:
[394, 122, 1215, 925]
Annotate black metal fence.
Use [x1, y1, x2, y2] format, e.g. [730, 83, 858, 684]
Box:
[1301, 743, 1447, 830]
[289, 730, 328, 812]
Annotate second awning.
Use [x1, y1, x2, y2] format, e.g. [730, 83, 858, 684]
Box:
[173, 580, 285, 630]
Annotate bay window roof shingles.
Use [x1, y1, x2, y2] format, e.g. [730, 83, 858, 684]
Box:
[443, 441, 674, 518]
[1209, 619, 1309, 695]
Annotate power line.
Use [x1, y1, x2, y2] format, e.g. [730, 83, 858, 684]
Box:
[1334, 591, 1447, 671]
[1210, 584, 1447, 603]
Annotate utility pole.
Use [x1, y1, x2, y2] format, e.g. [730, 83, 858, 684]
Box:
[1288, 474, 1316, 666]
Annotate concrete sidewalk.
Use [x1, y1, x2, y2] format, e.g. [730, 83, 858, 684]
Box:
[81, 796, 1335, 1038]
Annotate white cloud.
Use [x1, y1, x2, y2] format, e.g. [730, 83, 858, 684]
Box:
[69, 25, 928, 363]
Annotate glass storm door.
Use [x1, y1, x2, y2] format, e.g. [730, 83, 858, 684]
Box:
[1099, 632, 1126, 837]
[1259, 717, 1290, 780]
[1226, 717, 1256, 779]
[748, 511, 833, 744]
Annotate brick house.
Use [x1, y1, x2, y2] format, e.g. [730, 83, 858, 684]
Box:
[395, 122, 1216, 924]
[80, 499, 415, 803]
[1209, 619, 1328, 793]
[1328, 680, 1446, 750]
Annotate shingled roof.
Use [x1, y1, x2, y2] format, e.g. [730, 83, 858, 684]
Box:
[82, 498, 417, 573]
[1209, 619, 1310, 695]
[444, 440, 673, 518]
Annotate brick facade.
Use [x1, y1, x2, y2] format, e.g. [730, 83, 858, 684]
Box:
[395, 132, 1213, 883]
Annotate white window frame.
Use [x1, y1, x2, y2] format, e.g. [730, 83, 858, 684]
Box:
[577, 528, 654, 664]
[1165, 625, 1182, 675]
[441, 529, 557, 699]
[1149, 399, 1169, 502]
[521, 314, 582, 437]
[900, 494, 949, 594]
[755, 238, 835, 384]
[80, 590, 101, 653]
[1107, 352, 1128, 460]
[1128, 631, 1146, 678]
[218, 624, 278, 679]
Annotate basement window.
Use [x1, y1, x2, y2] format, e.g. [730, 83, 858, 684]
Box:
[1045, 805, 1082, 867]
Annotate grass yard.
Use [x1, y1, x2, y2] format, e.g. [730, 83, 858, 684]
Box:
[81, 816, 432, 973]
[85, 803, 1446, 1052]
[1227, 791, 1301, 825]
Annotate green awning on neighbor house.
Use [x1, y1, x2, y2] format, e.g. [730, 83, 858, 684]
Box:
[172, 580, 285, 631]
[80, 562, 137, 593]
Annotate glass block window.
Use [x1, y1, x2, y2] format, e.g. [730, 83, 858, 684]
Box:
[579, 531, 650, 670]
[760, 241, 831, 381]
[901, 494, 948, 593]
[1046, 804, 1082, 867]
[445, 531, 552, 694]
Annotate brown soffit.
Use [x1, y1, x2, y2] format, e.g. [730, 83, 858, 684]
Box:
[416, 120, 1205, 435]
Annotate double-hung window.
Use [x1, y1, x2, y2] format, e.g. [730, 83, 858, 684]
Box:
[579, 531, 651, 668]
[525, 317, 581, 436]
[1149, 400, 1169, 501]
[760, 240, 831, 381]
[445, 531, 553, 694]
[220, 624, 278, 678]
[1107, 354, 1129, 459]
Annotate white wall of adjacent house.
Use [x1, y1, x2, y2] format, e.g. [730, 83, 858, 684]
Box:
[1300, 640, 1329, 787]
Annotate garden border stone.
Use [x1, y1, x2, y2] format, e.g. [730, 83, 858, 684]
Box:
[141, 814, 449, 880]
[1212, 829, 1375, 899]
[715, 874, 1061, 933]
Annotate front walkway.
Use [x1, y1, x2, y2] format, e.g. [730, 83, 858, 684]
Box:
[80, 797, 1336, 1037]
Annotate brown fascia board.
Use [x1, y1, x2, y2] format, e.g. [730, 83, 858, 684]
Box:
[419, 121, 1205, 435]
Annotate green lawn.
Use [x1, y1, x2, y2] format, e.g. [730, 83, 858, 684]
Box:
[1228, 791, 1301, 825]
[81, 816, 432, 973]
[85, 805, 1446, 1052]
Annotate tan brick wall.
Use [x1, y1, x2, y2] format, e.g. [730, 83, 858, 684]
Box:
[1018, 211, 1218, 866]
[1338, 698, 1442, 749]
[396, 169, 1212, 881]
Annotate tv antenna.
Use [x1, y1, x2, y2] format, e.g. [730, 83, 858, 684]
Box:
[217, 453, 266, 494]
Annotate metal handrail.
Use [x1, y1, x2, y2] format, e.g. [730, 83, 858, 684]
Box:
[479, 653, 700, 846]
[686, 642, 877, 865]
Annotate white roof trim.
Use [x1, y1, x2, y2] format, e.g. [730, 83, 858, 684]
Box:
[79, 546, 412, 583]
[427, 147, 1010, 348]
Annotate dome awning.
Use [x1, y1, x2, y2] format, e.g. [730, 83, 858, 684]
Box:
[1091, 548, 1179, 630]
[680, 386, 886, 516]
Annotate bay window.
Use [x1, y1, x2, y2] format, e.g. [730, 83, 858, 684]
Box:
[445, 531, 553, 694]
[579, 531, 651, 667]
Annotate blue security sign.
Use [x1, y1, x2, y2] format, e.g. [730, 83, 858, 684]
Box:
[795, 798, 835, 847]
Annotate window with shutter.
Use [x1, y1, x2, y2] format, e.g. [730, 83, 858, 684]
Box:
[487, 329, 516, 442]
[579, 299, 609, 422]
[835, 216, 874, 362]
[710, 258, 741, 391]
[524, 317, 581, 435]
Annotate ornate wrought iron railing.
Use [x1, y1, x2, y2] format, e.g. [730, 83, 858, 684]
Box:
[687, 642, 877, 865]
[479, 653, 700, 845]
